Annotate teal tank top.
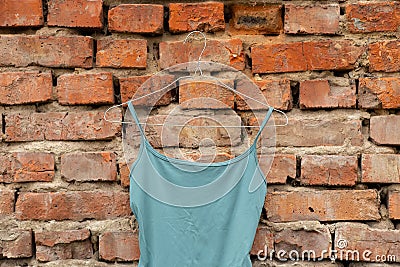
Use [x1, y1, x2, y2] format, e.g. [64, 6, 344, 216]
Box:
[127, 102, 274, 267]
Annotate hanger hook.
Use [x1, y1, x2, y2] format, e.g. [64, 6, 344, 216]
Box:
[183, 31, 206, 76]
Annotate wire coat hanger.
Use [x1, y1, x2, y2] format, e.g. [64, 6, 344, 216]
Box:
[104, 31, 288, 128]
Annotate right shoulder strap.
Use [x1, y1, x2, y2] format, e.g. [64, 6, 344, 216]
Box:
[127, 101, 146, 137]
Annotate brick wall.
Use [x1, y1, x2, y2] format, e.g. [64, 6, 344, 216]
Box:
[0, 0, 399, 266]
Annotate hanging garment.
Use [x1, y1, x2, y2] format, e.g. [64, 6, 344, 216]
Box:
[127, 101, 274, 267]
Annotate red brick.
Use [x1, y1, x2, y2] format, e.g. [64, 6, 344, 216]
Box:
[169, 2, 225, 33]
[346, 2, 400, 33]
[369, 40, 400, 72]
[0, 0, 43, 27]
[252, 40, 364, 73]
[96, 39, 147, 68]
[159, 39, 244, 70]
[259, 154, 296, 184]
[300, 79, 356, 109]
[274, 225, 331, 260]
[5, 109, 121, 142]
[362, 154, 400, 183]
[48, 0, 103, 28]
[229, 5, 283, 35]
[301, 155, 358, 186]
[285, 4, 340, 34]
[109, 4, 163, 34]
[99, 231, 140, 261]
[389, 190, 400, 220]
[250, 227, 274, 256]
[57, 73, 114, 105]
[236, 79, 292, 111]
[265, 190, 380, 222]
[179, 79, 235, 109]
[359, 77, 400, 109]
[0, 190, 15, 215]
[61, 152, 117, 182]
[335, 223, 400, 262]
[0, 153, 54, 183]
[120, 75, 175, 106]
[0, 35, 93, 68]
[0, 72, 52, 105]
[119, 162, 130, 188]
[35, 229, 92, 262]
[16, 191, 131, 221]
[370, 115, 400, 145]
[0, 230, 32, 258]
[273, 115, 363, 147]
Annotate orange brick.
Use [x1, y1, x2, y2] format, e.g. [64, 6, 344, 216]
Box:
[96, 39, 147, 68]
[285, 4, 340, 34]
[259, 154, 296, 184]
[229, 5, 283, 35]
[0, 0, 43, 27]
[169, 2, 225, 33]
[265, 190, 380, 222]
[99, 231, 140, 261]
[359, 77, 400, 109]
[109, 4, 164, 34]
[388, 190, 400, 220]
[0, 72, 52, 105]
[369, 40, 400, 72]
[16, 191, 131, 220]
[0, 190, 15, 215]
[57, 73, 114, 105]
[48, 0, 103, 28]
[0, 35, 93, 68]
[347, 2, 400, 33]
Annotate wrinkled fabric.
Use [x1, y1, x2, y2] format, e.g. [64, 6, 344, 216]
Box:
[128, 102, 273, 267]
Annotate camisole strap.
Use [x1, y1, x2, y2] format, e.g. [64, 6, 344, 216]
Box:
[127, 100, 146, 137]
[253, 106, 274, 144]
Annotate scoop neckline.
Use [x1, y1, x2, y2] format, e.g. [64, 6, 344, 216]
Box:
[142, 137, 257, 167]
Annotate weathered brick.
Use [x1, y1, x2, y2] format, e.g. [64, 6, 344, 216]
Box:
[108, 4, 163, 34]
[0, 230, 32, 258]
[272, 115, 363, 147]
[119, 162, 130, 188]
[179, 79, 235, 109]
[274, 225, 331, 260]
[0, 72, 52, 105]
[36, 229, 92, 262]
[250, 227, 274, 256]
[370, 115, 400, 145]
[96, 39, 147, 68]
[159, 39, 244, 70]
[252, 40, 364, 73]
[359, 77, 400, 109]
[0, 0, 43, 27]
[369, 40, 400, 72]
[5, 109, 121, 142]
[259, 154, 296, 184]
[335, 223, 400, 262]
[285, 4, 340, 34]
[300, 79, 356, 109]
[99, 231, 140, 262]
[265, 190, 380, 222]
[0, 190, 15, 215]
[301, 155, 358, 186]
[16, 191, 131, 221]
[57, 73, 114, 105]
[362, 154, 400, 184]
[120, 75, 175, 106]
[48, 0, 103, 28]
[236, 79, 292, 111]
[229, 5, 283, 35]
[0, 35, 93, 68]
[61, 152, 117, 182]
[388, 190, 400, 220]
[169, 2, 225, 33]
[346, 2, 400, 33]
